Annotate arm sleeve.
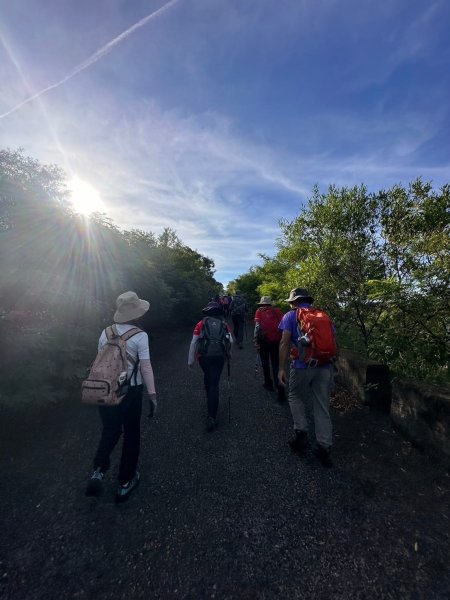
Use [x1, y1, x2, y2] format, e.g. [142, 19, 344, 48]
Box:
[140, 359, 156, 395]
[188, 335, 199, 366]
[188, 321, 204, 365]
[254, 309, 261, 339]
[98, 330, 107, 352]
[226, 326, 234, 356]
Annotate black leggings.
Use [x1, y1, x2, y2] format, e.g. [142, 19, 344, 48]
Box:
[93, 385, 143, 484]
[199, 356, 225, 419]
[259, 339, 280, 386]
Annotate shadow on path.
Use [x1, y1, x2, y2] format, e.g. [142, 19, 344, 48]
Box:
[0, 323, 449, 599]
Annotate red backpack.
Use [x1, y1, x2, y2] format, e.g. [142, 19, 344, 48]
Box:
[257, 307, 283, 343]
[296, 307, 337, 366]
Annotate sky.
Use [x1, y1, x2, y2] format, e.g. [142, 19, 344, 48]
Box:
[1, 0, 449, 286]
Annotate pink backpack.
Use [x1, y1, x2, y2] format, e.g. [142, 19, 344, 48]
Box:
[81, 325, 142, 406]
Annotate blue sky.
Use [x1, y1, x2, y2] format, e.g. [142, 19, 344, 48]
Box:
[1, 0, 449, 286]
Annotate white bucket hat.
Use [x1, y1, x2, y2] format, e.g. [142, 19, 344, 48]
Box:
[257, 296, 273, 306]
[113, 291, 150, 323]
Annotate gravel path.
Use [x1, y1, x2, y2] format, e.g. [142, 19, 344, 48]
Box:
[0, 324, 449, 600]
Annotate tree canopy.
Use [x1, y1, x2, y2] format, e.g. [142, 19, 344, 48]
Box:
[233, 181, 449, 384]
[0, 148, 222, 403]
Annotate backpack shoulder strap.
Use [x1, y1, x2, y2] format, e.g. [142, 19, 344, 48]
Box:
[120, 328, 143, 368]
[120, 327, 143, 342]
[106, 325, 116, 340]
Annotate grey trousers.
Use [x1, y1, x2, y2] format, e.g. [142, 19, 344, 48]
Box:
[288, 365, 333, 448]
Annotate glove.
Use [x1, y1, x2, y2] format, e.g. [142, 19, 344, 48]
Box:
[147, 393, 157, 418]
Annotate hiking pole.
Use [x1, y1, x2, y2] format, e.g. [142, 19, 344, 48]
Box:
[227, 356, 231, 424]
[254, 352, 260, 378]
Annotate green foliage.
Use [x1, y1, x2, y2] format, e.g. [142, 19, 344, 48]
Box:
[0, 149, 222, 405]
[238, 181, 449, 384]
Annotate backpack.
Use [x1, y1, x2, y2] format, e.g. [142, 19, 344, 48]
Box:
[231, 295, 246, 316]
[81, 325, 142, 406]
[257, 307, 282, 343]
[197, 317, 231, 358]
[296, 307, 337, 366]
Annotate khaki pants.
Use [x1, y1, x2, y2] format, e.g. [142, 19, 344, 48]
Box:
[288, 365, 333, 448]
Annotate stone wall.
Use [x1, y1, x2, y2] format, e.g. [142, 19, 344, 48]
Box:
[336, 349, 450, 460]
[336, 349, 391, 412]
[391, 378, 450, 459]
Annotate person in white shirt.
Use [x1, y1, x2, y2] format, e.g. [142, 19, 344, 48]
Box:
[85, 291, 157, 501]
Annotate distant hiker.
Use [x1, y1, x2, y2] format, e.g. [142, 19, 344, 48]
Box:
[84, 291, 157, 501]
[221, 294, 230, 317]
[188, 301, 233, 431]
[253, 296, 285, 402]
[278, 288, 337, 468]
[229, 290, 247, 348]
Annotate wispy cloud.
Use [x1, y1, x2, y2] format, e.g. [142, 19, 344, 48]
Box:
[1, 0, 449, 285]
[0, 0, 182, 119]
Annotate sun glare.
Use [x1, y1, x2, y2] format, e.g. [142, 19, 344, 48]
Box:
[68, 176, 105, 216]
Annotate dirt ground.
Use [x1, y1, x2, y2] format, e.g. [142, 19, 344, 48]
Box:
[0, 324, 449, 599]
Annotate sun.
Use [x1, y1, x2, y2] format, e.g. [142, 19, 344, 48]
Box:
[67, 176, 105, 216]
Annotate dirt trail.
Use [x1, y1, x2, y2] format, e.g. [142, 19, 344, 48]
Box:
[0, 323, 449, 599]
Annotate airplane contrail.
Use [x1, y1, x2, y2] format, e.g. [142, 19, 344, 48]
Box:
[0, 0, 182, 119]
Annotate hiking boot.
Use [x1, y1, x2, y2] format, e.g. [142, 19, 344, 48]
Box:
[314, 445, 333, 468]
[85, 468, 104, 497]
[263, 381, 274, 392]
[207, 416, 216, 432]
[115, 471, 140, 502]
[289, 430, 307, 455]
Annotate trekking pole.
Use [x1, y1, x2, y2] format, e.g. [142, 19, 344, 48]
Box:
[254, 352, 260, 378]
[227, 356, 231, 424]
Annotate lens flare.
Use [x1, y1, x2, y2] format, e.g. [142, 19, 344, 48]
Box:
[68, 177, 105, 216]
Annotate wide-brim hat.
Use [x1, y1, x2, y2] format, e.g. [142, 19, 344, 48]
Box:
[114, 291, 150, 323]
[257, 296, 273, 306]
[202, 301, 222, 314]
[284, 288, 314, 304]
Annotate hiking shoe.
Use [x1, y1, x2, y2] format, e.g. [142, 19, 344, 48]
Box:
[263, 381, 274, 392]
[289, 430, 307, 455]
[85, 468, 104, 497]
[314, 445, 333, 468]
[115, 471, 140, 502]
[207, 416, 216, 432]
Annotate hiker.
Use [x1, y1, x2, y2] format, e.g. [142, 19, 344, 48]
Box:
[85, 291, 157, 501]
[221, 294, 230, 318]
[188, 301, 233, 431]
[278, 288, 337, 467]
[253, 296, 285, 402]
[229, 290, 247, 348]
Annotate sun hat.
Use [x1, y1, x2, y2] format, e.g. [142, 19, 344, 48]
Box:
[257, 296, 273, 306]
[284, 288, 314, 304]
[113, 291, 150, 323]
[202, 301, 222, 314]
